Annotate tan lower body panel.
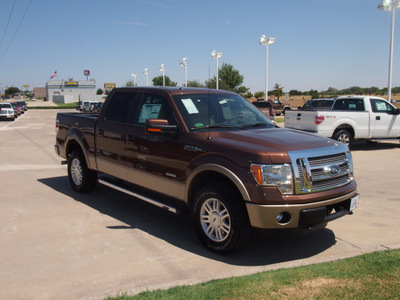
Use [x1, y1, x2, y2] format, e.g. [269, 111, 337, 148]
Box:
[246, 190, 358, 229]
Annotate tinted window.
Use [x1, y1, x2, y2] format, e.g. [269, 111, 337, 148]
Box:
[253, 101, 271, 108]
[105, 92, 139, 123]
[332, 98, 364, 111]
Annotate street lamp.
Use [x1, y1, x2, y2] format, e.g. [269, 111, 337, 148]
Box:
[211, 50, 223, 89]
[159, 64, 165, 86]
[378, 0, 400, 103]
[143, 68, 149, 86]
[131, 73, 136, 86]
[180, 57, 188, 87]
[259, 35, 275, 101]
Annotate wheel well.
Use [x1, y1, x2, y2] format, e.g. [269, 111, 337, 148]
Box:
[188, 171, 242, 209]
[333, 125, 354, 138]
[66, 140, 83, 158]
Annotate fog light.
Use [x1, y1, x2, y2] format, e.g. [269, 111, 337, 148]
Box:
[276, 212, 291, 224]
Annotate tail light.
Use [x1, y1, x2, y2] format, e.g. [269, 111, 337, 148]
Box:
[315, 115, 324, 125]
[55, 119, 59, 134]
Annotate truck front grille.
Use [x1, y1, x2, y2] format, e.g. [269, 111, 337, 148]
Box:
[289, 145, 354, 194]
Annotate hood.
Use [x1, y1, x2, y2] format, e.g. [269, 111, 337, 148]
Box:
[207, 127, 339, 159]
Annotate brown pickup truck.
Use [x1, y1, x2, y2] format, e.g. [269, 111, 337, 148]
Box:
[55, 87, 358, 253]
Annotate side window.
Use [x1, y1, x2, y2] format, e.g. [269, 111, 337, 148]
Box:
[370, 99, 394, 113]
[105, 92, 138, 123]
[135, 94, 176, 126]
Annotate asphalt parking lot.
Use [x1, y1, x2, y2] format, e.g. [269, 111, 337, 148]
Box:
[1, 109, 399, 299]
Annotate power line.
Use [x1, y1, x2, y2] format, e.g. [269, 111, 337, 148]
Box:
[0, 0, 17, 50]
[0, 0, 33, 61]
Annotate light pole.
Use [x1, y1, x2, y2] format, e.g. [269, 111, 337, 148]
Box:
[211, 50, 222, 89]
[131, 73, 137, 86]
[159, 64, 165, 86]
[259, 35, 275, 101]
[143, 68, 149, 86]
[378, 0, 400, 103]
[180, 57, 188, 87]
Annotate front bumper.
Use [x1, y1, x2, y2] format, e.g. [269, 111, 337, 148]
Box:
[246, 190, 358, 229]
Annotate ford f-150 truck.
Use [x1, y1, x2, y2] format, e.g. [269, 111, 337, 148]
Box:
[285, 95, 400, 145]
[55, 87, 358, 253]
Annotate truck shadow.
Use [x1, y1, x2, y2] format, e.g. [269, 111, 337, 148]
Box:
[38, 176, 337, 266]
[350, 140, 400, 151]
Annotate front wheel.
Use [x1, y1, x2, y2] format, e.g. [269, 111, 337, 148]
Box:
[67, 150, 97, 193]
[193, 185, 249, 254]
[332, 129, 352, 145]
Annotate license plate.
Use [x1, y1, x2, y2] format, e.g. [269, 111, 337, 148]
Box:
[350, 195, 359, 212]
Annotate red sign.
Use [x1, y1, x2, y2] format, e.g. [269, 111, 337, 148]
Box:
[84, 70, 90, 76]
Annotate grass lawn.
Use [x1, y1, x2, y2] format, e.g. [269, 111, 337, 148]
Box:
[106, 249, 400, 300]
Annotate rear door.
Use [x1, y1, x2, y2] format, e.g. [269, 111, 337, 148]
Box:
[95, 92, 140, 180]
[369, 98, 400, 138]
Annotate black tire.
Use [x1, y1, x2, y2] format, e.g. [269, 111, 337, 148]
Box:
[332, 129, 352, 145]
[193, 184, 249, 254]
[67, 150, 97, 193]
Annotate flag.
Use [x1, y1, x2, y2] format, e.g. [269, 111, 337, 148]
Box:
[50, 70, 57, 79]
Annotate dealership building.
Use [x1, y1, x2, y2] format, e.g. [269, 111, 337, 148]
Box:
[46, 79, 102, 103]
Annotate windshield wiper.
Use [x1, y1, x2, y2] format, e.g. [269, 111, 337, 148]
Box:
[240, 123, 270, 129]
[191, 124, 233, 131]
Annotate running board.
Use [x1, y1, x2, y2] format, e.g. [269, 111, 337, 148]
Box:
[98, 179, 179, 214]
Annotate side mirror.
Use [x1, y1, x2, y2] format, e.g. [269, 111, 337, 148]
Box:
[395, 108, 400, 115]
[146, 119, 178, 136]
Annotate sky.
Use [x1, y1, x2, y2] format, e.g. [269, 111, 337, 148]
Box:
[0, 0, 398, 94]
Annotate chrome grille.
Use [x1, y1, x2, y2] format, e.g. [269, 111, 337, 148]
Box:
[288, 145, 354, 194]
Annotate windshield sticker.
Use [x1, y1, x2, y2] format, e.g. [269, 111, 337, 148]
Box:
[182, 98, 199, 114]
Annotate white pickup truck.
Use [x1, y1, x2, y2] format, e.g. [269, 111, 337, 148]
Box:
[285, 95, 400, 144]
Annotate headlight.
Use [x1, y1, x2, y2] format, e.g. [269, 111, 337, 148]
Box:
[250, 164, 293, 194]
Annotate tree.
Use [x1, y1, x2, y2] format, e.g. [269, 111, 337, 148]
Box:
[152, 75, 177, 87]
[272, 83, 284, 100]
[218, 63, 244, 92]
[205, 77, 230, 90]
[96, 88, 104, 95]
[289, 90, 302, 96]
[309, 89, 319, 99]
[254, 91, 265, 99]
[243, 91, 253, 99]
[125, 80, 136, 87]
[5, 87, 20, 98]
[187, 80, 205, 88]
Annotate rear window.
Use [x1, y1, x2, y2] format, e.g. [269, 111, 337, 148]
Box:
[332, 98, 365, 111]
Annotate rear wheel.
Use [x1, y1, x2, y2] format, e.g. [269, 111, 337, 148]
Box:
[67, 150, 97, 193]
[193, 184, 249, 254]
[332, 129, 352, 145]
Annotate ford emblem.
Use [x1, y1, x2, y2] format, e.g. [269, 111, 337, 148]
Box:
[329, 165, 340, 175]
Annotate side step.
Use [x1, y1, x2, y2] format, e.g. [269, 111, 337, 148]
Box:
[98, 179, 179, 214]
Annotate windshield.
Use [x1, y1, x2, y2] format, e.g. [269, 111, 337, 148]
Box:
[172, 93, 275, 130]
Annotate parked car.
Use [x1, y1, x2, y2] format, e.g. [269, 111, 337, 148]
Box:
[91, 102, 103, 113]
[0, 102, 15, 120]
[258, 98, 291, 115]
[285, 95, 400, 145]
[252, 100, 274, 119]
[10, 102, 21, 116]
[298, 98, 336, 110]
[15, 101, 27, 112]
